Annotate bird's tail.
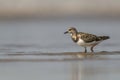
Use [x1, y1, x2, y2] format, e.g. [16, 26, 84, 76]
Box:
[98, 36, 110, 40]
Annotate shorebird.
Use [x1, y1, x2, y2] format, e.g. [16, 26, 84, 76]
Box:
[64, 27, 110, 53]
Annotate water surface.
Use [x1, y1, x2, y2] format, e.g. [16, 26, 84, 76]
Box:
[0, 17, 120, 80]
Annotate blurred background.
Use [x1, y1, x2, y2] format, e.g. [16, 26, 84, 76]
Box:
[0, 0, 120, 18]
[0, 1, 120, 80]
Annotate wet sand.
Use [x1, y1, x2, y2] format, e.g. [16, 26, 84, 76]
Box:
[0, 51, 120, 62]
[0, 51, 120, 80]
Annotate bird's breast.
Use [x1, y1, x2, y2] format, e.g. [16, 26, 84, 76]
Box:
[77, 38, 101, 47]
[77, 38, 85, 46]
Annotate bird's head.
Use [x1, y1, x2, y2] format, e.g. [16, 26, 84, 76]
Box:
[64, 27, 78, 35]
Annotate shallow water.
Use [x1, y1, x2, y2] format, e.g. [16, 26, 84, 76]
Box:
[0, 17, 120, 80]
[0, 54, 120, 80]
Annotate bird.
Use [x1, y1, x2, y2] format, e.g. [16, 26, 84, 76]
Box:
[64, 27, 110, 53]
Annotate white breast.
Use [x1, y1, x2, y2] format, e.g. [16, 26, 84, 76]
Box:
[77, 38, 101, 47]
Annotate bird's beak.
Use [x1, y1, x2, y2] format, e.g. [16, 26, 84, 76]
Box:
[64, 31, 68, 34]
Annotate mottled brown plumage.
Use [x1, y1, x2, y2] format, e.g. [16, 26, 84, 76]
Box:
[64, 27, 110, 53]
[78, 32, 109, 43]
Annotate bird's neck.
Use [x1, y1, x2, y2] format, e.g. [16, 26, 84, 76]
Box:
[71, 32, 78, 42]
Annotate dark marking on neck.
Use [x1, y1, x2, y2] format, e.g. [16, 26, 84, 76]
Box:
[71, 35, 79, 43]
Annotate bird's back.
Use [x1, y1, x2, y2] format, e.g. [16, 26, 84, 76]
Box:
[97, 36, 110, 41]
[77, 32, 110, 43]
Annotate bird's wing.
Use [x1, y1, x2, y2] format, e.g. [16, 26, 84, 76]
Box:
[78, 32, 98, 43]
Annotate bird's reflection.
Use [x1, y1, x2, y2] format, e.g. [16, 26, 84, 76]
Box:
[71, 55, 83, 80]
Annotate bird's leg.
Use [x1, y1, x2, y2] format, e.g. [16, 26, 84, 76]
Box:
[84, 47, 87, 53]
[90, 46, 94, 53]
[90, 43, 98, 53]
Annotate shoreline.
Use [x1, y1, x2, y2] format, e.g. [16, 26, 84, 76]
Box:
[0, 51, 119, 62]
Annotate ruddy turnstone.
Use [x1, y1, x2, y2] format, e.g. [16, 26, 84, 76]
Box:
[64, 27, 110, 53]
